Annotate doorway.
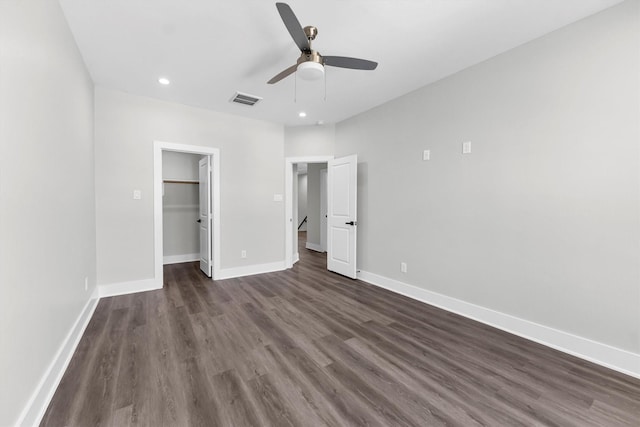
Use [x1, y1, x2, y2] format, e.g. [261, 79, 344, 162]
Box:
[285, 156, 332, 268]
[161, 151, 202, 266]
[153, 141, 221, 286]
[285, 154, 359, 278]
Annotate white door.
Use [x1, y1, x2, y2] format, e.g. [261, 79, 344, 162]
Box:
[327, 155, 357, 278]
[199, 156, 212, 277]
[320, 168, 328, 252]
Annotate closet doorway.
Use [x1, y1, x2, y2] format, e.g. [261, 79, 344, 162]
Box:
[153, 141, 220, 286]
[162, 151, 203, 267]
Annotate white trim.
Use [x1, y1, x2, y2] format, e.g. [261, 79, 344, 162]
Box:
[285, 156, 333, 269]
[217, 261, 286, 280]
[320, 168, 328, 252]
[357, 270, 640, 379]
[163, 253, 200, 265]
[91, 285, 100, 300]
[294, 253, 300, 264]
[305, 242, 324, 252]
[98, 278, 161, 298]
[154, 141, 221, 283]
[16, 295, 100, 427]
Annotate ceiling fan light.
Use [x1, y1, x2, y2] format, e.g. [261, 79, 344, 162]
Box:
[297, 61, 324, 81]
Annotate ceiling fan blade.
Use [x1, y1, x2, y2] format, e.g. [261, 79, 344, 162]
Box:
[268, 64, 298, 84]
[276, 3, 310, 52]
[324, 56, 378, 70]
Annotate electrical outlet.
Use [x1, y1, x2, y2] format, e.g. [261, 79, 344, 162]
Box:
[133, 190, 142, 199]
[84, 277, 88, 291]
[241, 250, 247, 259]
[400, 262, 407, 273]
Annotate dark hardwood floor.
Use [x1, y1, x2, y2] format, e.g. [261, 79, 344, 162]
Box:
[42, 232, 640, 426]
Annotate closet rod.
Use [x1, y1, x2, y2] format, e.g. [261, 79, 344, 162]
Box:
[163, 179, 199, 184]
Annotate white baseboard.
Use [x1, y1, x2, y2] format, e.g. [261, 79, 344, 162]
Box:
[357, 270, 640, 379]
[293, 252, 300, 264]
[305, 242, 325, 252]
[16, 295, 100, 427]
[163, 253, 199, 265]
[217, 261, 286, 280]
[98, 278, 162, 298]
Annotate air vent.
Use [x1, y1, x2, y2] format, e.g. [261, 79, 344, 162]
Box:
[230, 91, 262, 106]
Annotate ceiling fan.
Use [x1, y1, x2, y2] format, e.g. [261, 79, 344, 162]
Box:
[268, 2, 378, 84]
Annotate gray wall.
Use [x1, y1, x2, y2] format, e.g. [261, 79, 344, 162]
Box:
[0, 0, 97, 424]
[162, 152, 201, 259]
[335, 1, 639, 353]
[284, 124, 335, 157]
[95, 88, 285, 286]
[297, 173, 308, 231]
[163, 150, 200, 181]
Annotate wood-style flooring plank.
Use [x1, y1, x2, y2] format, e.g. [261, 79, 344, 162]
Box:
[71, 307, 129, 427]
[39, 298, 113, 427]
[41, 233, 640, 426]
[208, 369, 263, 427]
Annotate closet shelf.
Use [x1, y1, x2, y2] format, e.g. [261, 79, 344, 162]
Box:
[163, 179, 199, 184]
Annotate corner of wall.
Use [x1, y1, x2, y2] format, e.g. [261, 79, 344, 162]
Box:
[98, 278, 162, 298]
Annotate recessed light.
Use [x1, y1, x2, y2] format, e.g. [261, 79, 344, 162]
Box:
[298, 112, 307, 118]
[158, 77, 170, 85]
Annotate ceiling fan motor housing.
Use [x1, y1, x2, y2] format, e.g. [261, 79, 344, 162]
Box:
[297, 50, 324, 80]
[303, 26, 318, 41]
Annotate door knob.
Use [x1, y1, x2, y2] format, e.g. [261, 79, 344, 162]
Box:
[345, 221, 357, 226]
[197, 219, 202, 223]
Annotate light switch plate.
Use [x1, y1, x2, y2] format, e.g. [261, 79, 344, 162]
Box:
[462, 141, 472, 154]
[273, 194, 283, 202]
[422, 150, 430, 161]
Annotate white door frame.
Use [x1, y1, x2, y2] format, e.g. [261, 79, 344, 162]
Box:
[320, 168, 328, 252]
[285, 155, 333, 268]
[154, 141, 221, 285]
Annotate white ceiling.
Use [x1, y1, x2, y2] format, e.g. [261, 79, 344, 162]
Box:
[59, 0, 622, 126]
